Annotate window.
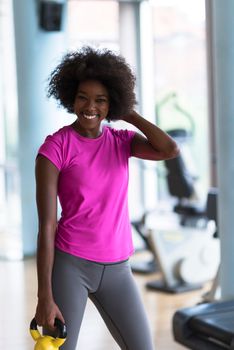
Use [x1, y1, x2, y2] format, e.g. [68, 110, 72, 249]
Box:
[152, 0, 208, 198]
[68, 0, 119, 51]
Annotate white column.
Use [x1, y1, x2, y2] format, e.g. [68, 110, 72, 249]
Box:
[119, 0, 142, 106]
[119, 1, 157, 216]
[13, 0, 68, 255]
[208, 0, 234, 299]
[139, 1, 158, 209]
[119, 1, 144, 219]
[205, 0, 217, 187]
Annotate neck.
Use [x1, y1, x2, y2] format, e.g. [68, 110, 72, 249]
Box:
[72, 121, 103, 139]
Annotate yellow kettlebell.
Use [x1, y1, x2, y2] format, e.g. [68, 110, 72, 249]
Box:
[30, 317, 67, 349]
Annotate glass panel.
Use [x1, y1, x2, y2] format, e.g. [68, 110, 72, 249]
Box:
[68, 0, 119, 51]
[152, 0, 208, 199]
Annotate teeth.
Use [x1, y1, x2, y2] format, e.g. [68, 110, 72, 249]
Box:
[83, 114, 97, 120]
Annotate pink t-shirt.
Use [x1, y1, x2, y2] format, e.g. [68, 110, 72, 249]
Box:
[37, 125, 136, 262]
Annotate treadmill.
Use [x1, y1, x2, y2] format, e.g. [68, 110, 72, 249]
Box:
[172, 300, 234, 349]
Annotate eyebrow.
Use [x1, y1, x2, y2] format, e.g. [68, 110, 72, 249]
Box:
[77, 90, 108, 98]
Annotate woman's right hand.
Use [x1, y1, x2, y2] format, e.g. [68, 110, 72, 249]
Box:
[35, 296, 65, 331]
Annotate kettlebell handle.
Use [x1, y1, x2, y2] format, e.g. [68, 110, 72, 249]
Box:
[30, 317, 67, 339]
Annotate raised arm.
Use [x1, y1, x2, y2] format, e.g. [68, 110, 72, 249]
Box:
[123, 111, 180, 161]
[35, 155, 64, 330]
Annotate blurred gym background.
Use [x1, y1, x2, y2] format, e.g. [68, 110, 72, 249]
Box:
[1, 1, 234, 349]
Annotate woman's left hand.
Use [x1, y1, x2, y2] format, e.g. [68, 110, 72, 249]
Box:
[121, 110, 139, 124]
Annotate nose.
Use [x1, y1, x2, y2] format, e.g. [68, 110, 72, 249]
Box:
[85, 99, 97, 112]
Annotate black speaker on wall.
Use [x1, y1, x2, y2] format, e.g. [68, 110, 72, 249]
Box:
[39, 1, 64, 31]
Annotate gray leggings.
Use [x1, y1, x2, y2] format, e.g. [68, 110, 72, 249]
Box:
[51, 249, 155, 350]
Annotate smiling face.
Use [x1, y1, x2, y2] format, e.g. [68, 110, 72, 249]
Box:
[73, 80, 110, 137]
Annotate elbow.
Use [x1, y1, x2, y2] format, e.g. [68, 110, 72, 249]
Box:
[37, 221, 57, 241]
[172, 144, 180, 158]
[165, 142, 180, 159]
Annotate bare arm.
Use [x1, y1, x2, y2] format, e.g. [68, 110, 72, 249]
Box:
[123, 111, 180, 161]
[35, 155, 64, 329]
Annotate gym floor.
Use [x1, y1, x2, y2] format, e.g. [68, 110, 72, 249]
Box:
[0, 252, 210, 350]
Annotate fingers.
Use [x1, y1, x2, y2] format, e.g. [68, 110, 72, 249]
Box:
[54, 305, 65, 325]
[35, 300, 65, 331]
[35, 313, 56, 331]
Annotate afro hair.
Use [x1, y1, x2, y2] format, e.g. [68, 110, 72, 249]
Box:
[47, 46, 137, 121]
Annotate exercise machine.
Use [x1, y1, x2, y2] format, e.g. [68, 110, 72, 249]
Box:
[131, 130, 219, 292]
[131, 94, 220, 291]
[131, 127, 206, 275]
[131, 213, 158, 274]
[171, 189, 234, 349]
[163, 128, 207, 227]
[145, 188, 219, 293]
[172, 300, 234, 349]
[131, 93, 208, 275]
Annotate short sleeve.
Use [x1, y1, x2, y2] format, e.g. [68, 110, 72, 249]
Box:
[112, 128, 136, 158]
[37, 134, 63, 170]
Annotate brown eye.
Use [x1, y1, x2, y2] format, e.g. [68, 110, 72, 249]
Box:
[77, 95, 86, 100]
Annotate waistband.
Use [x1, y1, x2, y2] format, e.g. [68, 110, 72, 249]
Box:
[55, 248, 129, 266]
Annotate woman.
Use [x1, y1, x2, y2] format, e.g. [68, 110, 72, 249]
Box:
[34, 46, 179, 350]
